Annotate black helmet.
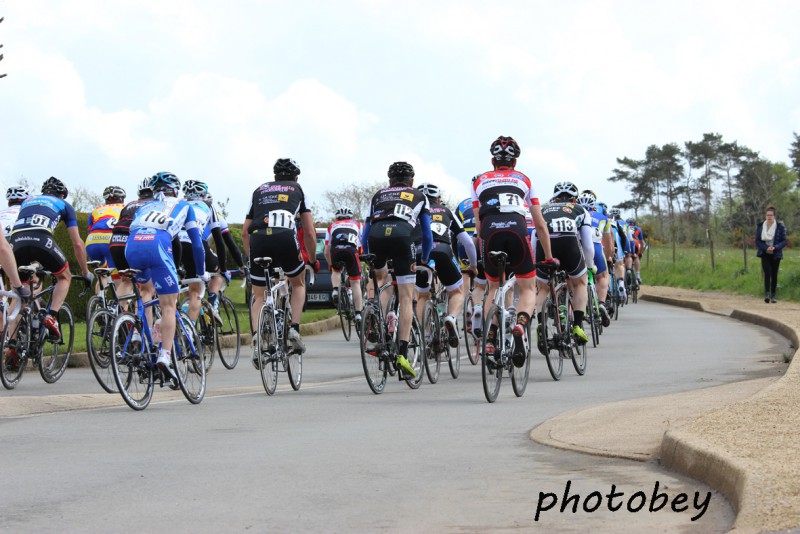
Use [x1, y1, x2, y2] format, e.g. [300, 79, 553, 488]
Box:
[387, 161, 414, 182]
[103, 185, 126, 203]
[273, 158, 301, 180]
[490, 136, 521, 166]
[41, 176, 68, 199]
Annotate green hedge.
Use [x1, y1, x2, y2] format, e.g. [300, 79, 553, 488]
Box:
[47, 212, 91, 321]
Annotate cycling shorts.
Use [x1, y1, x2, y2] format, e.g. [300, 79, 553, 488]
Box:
[86, 242, 115, 270]
[479, 213, 535, 282]
[416, 243, 462, 292]
[125, 232, 180, 295]
[535, 235, 586, 282]
[593, 244, 607, 275]
[331, 246, 361, 280]
[9, 230, 69, 279]
[109, 234, 129, 271]
[181, 241, 218, 279]
[367, 221, 416, 285]
[249, 231, 304, 286]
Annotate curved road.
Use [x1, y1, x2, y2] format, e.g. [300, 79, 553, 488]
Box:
[0, 302, 789, 532]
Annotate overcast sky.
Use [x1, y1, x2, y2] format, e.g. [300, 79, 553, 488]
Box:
[1, 0, 798, 219]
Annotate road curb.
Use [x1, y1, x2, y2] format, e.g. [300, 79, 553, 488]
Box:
[641, 290, 800, 532]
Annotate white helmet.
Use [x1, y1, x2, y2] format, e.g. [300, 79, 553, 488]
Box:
[577, 192, 596, 210]
[6, 186, 31, 201]
[335, 207, 354, 220]
[553, 181, 579, 199]
[418, 183, 440, 199]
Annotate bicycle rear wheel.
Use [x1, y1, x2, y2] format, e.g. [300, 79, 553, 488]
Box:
[463, 293, 478, 365]
[173, 316, 206, 404]
[217, 296, 241, 369]
[421, 301, 440, 384]
[447, 318, 461, 379]
[587, 288, 600, 348]
[1, 312, 29, 390]
[541, 298, 563, 381]
[110, 313, 154, 410]
[338, 282, 352, 341]
[256, 304, 279, 395]
[285, 306, 302, 391]
[87, 308, 118, 393]
[511, 321, 531, 397]
[194, 302, 216, 373]
[359, 303, 387, 394]
[39, 305, 74, 384]
[405, 317, 424, 390]
[481, 305, 502, 402]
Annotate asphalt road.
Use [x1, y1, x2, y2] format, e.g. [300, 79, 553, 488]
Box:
[0, 301, 789, 533]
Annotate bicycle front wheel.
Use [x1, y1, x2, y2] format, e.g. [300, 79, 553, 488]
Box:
[173, 314, 206, 404]
[405, 317, 424, 390]
[541, 298, 563, 381]
[1, 312, 30, 390]
[421, 301, 440, 384]
[463, 293, 478, 365]
[481, 306, 502, 402]
[39, 305, 74, 384]
[196, 302, 216, 373]
[511, 320, 531, 397]
[217, 296, 241, 369]
[110, 312, 154, 410]
[284, 306, 302, 391]
[256, 304, 278, 395]
[87, 308, 118, 393]
[338, 283, 352, 342]
[447, 317, 461, 379]
[359, 303, 387, 394]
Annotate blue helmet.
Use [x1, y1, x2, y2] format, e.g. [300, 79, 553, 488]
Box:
[149, 172, 180, 195]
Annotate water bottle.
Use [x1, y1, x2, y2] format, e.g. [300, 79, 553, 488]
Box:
[153, 318, 162, 344]
[386, 310, 398, 335]
[558, 305, 568, 325]
[505, 307, 515, 331]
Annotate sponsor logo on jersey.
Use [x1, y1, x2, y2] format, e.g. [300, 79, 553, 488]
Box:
[278, 194, 289, 202]
[433, 214, 443, 221]
[400, 192, 414, 201]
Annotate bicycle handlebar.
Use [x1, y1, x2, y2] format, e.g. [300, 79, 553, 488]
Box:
[305, 265, 315, 288]
[0, 290, 23, 321]
[414, 264, 434, 288]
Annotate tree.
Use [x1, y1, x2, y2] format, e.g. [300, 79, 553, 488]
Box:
[0, 17, 6, 80]
[320, 180, 386, 221]
[70, 186, 103, 212]
[215, 196, 230, 220]
[685, 133, 726, 271]
[789, 132, 800, 177]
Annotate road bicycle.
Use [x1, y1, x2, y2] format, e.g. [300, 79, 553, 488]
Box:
[480, 251, 530, 403]
[461, 270, 480, 366]
[418, 264, 460, 382]
[210, 271, 242, 369]
[0, 278, 23, 388]
[586, 269, 602, 347]
[536, 261, 587, 380]
[179, 278, 217, 373]
[605, 262, 622, 321]
[109, 269, 205, 410]
[332, 264, 356, 341]
[0, 262, 82, 389]
[625, 264, 639, 304]
[251, 257, 313, 395]
[358, 254, 423, 394]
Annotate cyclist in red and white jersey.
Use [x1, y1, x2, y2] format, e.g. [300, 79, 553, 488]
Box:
[324, 207, 364, 322]
[472, 136, 553, 366]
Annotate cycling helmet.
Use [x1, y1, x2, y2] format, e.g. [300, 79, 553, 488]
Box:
[490, 136, 520, 166]
[417, 183, 440, 199]
[596, 202, 608, 215]
[102, 185, 126, 203]
[553, 181, 579, 199]
[204, 194, 214, 207]
[577, 192, 596, 210]
[6, 186, 30, 202]
[182, 179, 209, 198]
[41, 176, 68, 199]
[273, 158, 301, 180]
[149, 172, 181, 195]
[580, 189, 597, 202]
[609, 207, 621, 218]
[335, 207, 354, 220]
[626, 217, 636, 225]
[387, 161, 415, 182]
[137, 177, 153, 198]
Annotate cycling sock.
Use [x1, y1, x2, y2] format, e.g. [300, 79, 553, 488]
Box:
[516, 311, 530, 327]
[48, 309, 58, 318]
[573, 310, 585, 329]
[291, 323, 300, 333]
[397, 340, 409, 357]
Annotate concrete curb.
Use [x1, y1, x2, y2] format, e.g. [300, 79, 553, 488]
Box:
[640, 291, 800, 533]
[69, 313, 340, 368]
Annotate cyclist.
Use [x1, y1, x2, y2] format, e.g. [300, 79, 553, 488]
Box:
[608, 208, 630, 301]
[456, 189, 488, 336]
[362, 161, 432, 378]
[0, 230, 33, 367]
[9, 177, 93, 338]
[85, 186, 125, 273]
[577, 191, 613, 326]
[472, 135, 553, 367]
[242, 158, 318, 365]
[627, 217, 646, 284]
[416, 183, 477, 347]
[126, 172, 207, 378]
[203, 194, 247, 316]
[109, 178, 155, 301]
[534, 182, 595, 346]
[1, 186, 30, 237]
[324, 206, 364, 322]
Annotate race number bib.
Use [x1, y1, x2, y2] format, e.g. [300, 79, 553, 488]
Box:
[393, 203, 413, 221]
[137, 210, 171, 230]
[30, 214, 52, 229]
[268, 209, 296, 230]
[591, 226, 602, 243]
[431, 222, 448, 236]
[498, 193, 526, 214]
[336, 231, 359, 246]
[549, 217, 576, 234]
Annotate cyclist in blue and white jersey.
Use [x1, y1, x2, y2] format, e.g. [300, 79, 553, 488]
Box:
[9, 177, 93, 338]
[607, 208, 629, 301]
[455, 190, 488, 335]
[577, 191, 613, 326]
[126, 172, 207, 377]
[203, 194, 246, 317]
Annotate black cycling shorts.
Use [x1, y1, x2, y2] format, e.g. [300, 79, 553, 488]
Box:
[180, 241, 218, 278]
[479, 213, 535, 281]
[249, 230, 304, 286]
[331, 246, 361, 280]
[367, 221, 416, 283]
[535, 235, 586, 280]
[416, 243, 462, 291]
[9, 230, 69, 279]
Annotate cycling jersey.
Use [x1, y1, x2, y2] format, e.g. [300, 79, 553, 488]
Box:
[245, 181, 310, 235]
[586, 210, 611, 276]
[428, 205, 464, 246]
[12, 194, 78, 234]
[325, 219, 363, 250]
[455, 198, 476, 236]
[86, 203, 124, 268]
[536, 201, 592, 280]
[471, 169, 538, 219]
[0, 205, 20, 237]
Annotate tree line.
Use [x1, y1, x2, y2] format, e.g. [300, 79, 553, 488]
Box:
[609, 132, 799, 267]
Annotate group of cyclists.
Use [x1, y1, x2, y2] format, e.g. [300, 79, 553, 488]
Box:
[0, 133, 646, 393]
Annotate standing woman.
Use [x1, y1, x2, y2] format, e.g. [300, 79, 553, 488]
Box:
[755, 205, 787, 303]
